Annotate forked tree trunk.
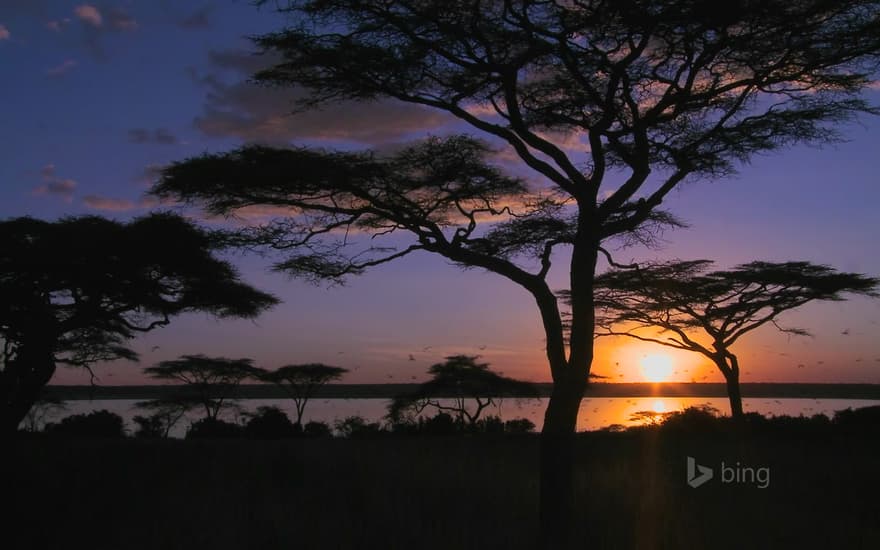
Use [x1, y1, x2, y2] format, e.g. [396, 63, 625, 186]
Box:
[537, 231, 596, 549]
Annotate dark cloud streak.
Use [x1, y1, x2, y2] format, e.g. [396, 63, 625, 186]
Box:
[128, 128, 179, 145]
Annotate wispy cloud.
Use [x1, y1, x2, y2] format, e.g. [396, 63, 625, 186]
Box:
[83, 195, 169, 212]
[33, 163, 77, 201]
[191, 49, 450, 146]
[179, 6, 212, 30]
[73, 4, 137, 59]
[128, 128, 178, 145]
[47, 18, 71, 32]
[0, 23, 10, 40]
[46, 59, 77, 77]
[83, 195, 134, 211]
[74, 4, 102, 27]
[107, 8, 137, 31]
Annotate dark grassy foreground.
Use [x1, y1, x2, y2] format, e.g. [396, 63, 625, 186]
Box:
[8, 423, 880, 550]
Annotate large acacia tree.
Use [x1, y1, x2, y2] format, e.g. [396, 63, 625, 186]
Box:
[387, 355, 538, 426]
[259, 363, 348, 426]
[152, 1, 880, 545]
[143, 355, 262, 421]
[0, 213, 277, 433]
[589, 260, 879, 418]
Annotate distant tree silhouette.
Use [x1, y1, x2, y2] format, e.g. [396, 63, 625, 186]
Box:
[133, 399, 191, 438]
[388, 355, 538, 427]
[45, 410, 126, 438]
[585, 260, 879, 417]
[243, 405, 299, 438]
[20, 394, 67, 433]
[0, 213, 277, 434]
[185, 417, 243, 439]
[153, 1, 880, 544]
[334, 415, 384, 438]
[259, 364, 347, 427]
[143, 355, 261, 421]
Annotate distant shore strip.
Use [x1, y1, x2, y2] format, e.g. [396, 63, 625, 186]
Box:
[44, 383, 880, 401]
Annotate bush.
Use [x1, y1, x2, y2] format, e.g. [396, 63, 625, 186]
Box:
[132, 414, 166, 438]
[833, 405, 880, 431]
[658, 405, 721, 433]
[420, 412, 458, 435]
[243, 406, 300, 439]
[45, 410, 126, 438]
[474, 415, 504, 434]
[185, 417, 243, 439]
[334, 415, 384, 438]
[303, 421, 332, 438]
[504, 418, 536, 434]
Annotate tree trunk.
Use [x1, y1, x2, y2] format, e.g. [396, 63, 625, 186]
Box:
[0, 344, 57, 435]
[537, 226, 597, 549]
[725, 370, 744, 419]
[539, 376, 587, 549]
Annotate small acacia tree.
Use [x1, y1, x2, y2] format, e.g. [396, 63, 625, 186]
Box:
[388, 355, 538, 427]
[588, 260, 879, 417]
[0, 213, 277, 433]
[259, 364, 348, 426]
[143, 355, 261, 421]
[153, 1, 880, 544]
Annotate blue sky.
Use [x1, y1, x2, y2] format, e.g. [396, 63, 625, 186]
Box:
[2, 1, 879, 385]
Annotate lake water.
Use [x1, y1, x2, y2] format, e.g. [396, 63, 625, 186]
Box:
[33, 396, 879, 437]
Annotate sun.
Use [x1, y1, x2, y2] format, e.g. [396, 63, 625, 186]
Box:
[640, 354, 674, 382]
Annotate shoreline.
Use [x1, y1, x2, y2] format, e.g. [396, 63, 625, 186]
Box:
[43, 382, 880, 401]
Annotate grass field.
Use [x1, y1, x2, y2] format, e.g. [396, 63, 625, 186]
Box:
[8, 419, 880, 550]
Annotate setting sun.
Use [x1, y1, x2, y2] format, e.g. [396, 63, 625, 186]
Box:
[641, 354, 674, 382]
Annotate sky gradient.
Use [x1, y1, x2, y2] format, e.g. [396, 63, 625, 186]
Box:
[2, 1, 879, 385]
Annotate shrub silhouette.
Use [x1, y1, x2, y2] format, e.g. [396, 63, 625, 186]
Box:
[833, 405, 880, 431]
[185, 417, 243, 439]
[303, 421, 332, 438]
[504, 418, 536, 434]
[45, 410, 126, 438]
[334, 415, 383, 438]
[243, 406, 299, 439]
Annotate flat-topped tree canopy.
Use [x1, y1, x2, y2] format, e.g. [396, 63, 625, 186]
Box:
[583, 259, 880, 416]
[0, 213, 278, 432]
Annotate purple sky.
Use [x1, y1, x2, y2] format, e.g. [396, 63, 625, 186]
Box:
[2, 1, 879, 385]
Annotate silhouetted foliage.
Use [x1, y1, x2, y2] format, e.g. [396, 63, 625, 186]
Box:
[133, 398, 191, 438]
[154, 1, 880, 543]
[504, 418, 537, 434]
[585, 260, 879, 417]
[45, 410, 126, 438]
[334, 415, 384, 438]
[143, 355, 261, 421]
[259, 364, 347, 426]
[0, 212, 278, 433]
[185, 417, 243, 439]
[302, 420, 332, 438]
[243, 405, 300, 439]
[20, 394, 67, 433]
[833, 405, 880, 432]
[132, 414, 167, 439]
[388, 356, 538, 427]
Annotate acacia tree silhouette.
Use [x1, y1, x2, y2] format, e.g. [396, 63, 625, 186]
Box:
[143, 355, 262, 421]
[0, 213, 277, 433]
[259, 364, 348, 426]
[387, 355, 538, 427]
[585, 260, 879, 418]
[152, 1, 880, 545]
